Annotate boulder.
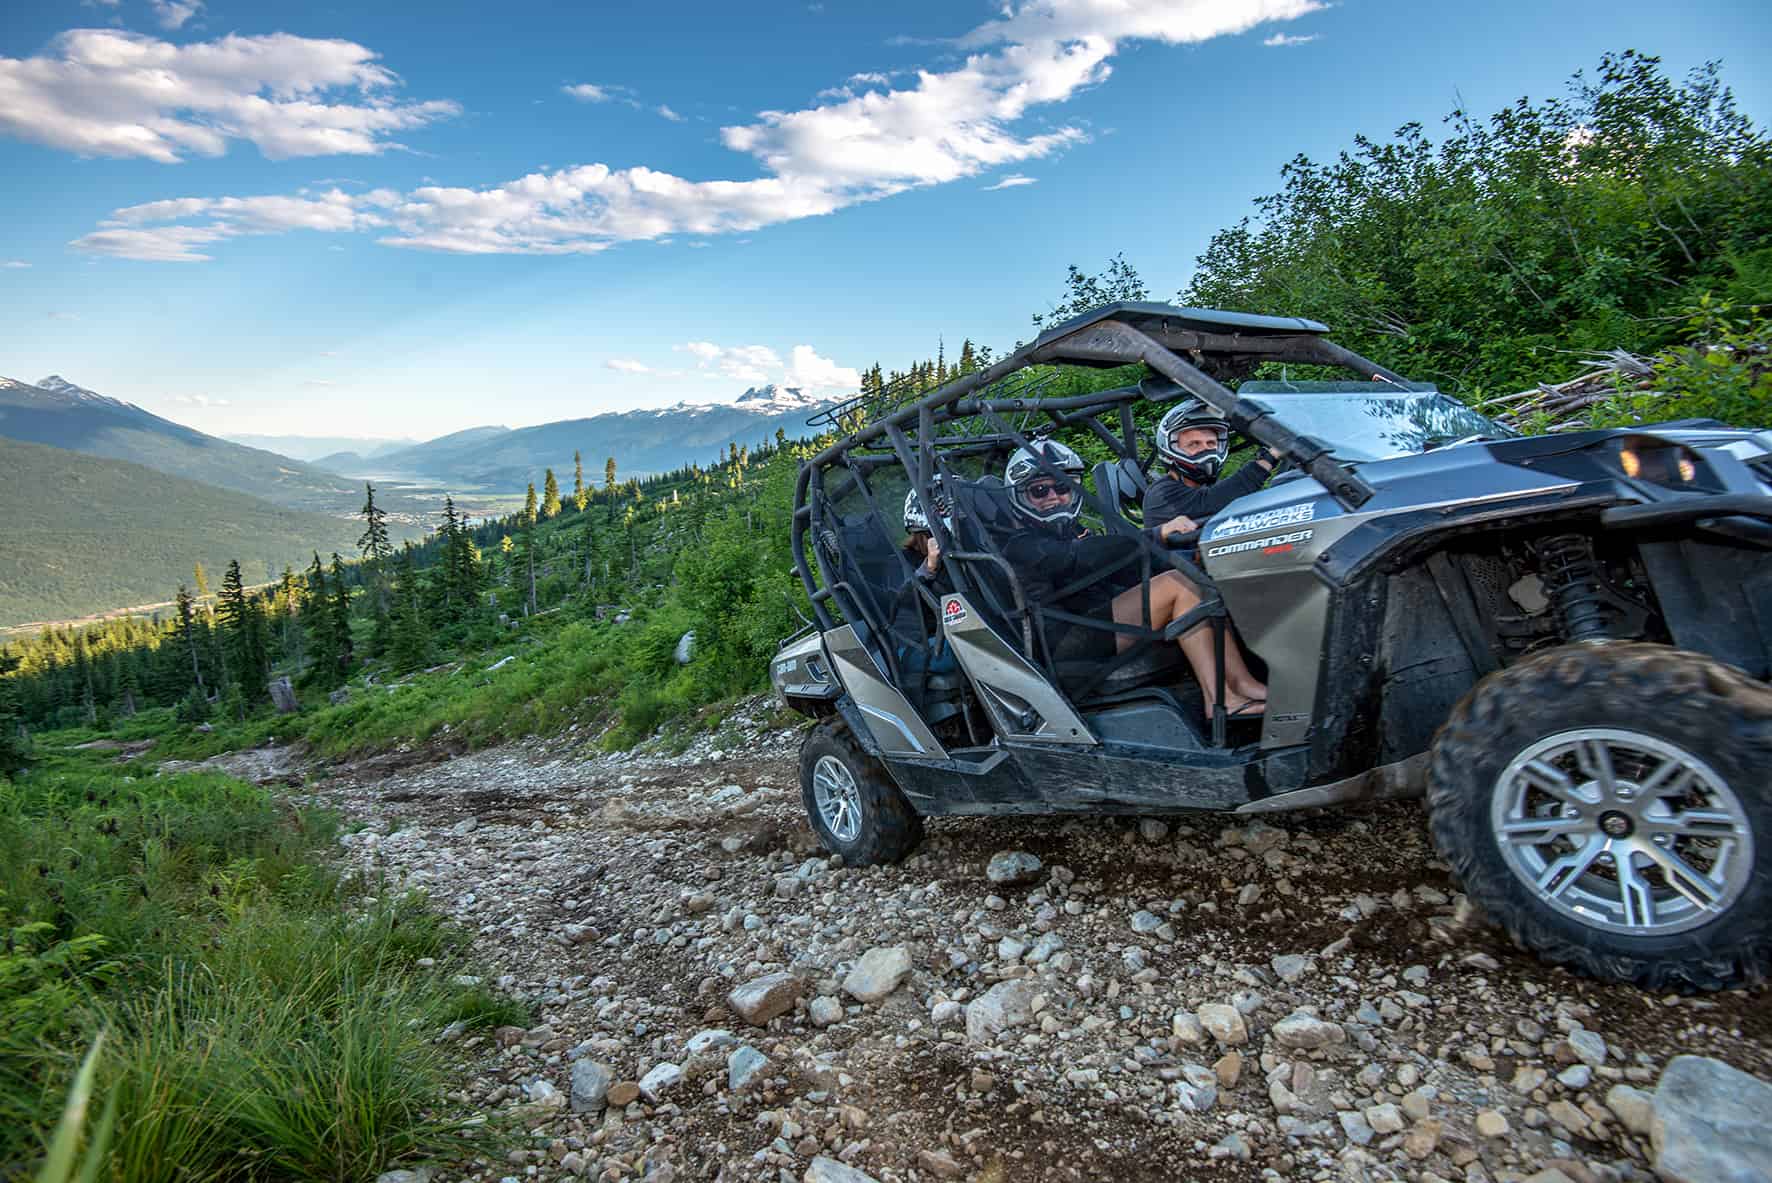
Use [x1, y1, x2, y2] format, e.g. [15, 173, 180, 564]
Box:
[727, 972, 805, 1026]
[727, 1045, 769, 1092]
[1272, 1010, 1346, 1050]
[1196, 1003, 1248, 1046]
[804, 1159, 879, 1183]
[843, 946, 912, 1002]
[985, 850, 1042, 885]
[965, 979, 1035, 1044]
[1650, 1055, 1772, 1183]
[267, 676, 300, 714]
[569, 1060, 613, 1113]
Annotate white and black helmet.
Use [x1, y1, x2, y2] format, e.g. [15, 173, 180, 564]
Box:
[1005, 439, 1085, 525]
[1155, 399, 1230, 484]
[902, 486, 951, 534]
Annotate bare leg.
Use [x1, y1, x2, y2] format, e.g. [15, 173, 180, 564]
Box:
[1111, 572, 1266, 714]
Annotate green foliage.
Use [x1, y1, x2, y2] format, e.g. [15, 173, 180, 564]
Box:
[0, 749, 495, 1179]
[1031, 252, 1150, 330]
[0, 438, 388, 628]
[1185, 51, 1771, 412]
[1592, 295, 1772, 427]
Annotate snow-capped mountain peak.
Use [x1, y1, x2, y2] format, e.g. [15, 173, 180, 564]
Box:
[734, 383, 832, 411]
[34, 375, 132, 409]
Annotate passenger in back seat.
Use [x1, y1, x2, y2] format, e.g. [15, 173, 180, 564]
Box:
[1000, 441, 1267, 718]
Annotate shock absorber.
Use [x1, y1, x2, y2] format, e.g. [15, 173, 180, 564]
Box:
[1536, 534, 1609, 642]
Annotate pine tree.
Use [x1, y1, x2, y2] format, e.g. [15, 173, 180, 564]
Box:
[542, 468, 562, 519]
[520, 483, 539, 615]
[605, 457, 618, 521]
[389, 543, 428, 672]
[0, 651, 28, 777]
[193, 561, 211, 601]
[304, 554, 338, 685]
[217, 560, 268, 701]
[573, 451, 588, 512]
[173, 584, 206, 695]
[359, 483, 393, 652]
[328, 553, 355, 676]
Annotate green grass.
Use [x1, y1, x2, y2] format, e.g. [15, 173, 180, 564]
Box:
[0, 747, 508, 1181]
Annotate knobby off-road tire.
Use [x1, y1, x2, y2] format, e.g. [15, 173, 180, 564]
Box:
[799, 719, 924, 865]
[1428, 642, 1772, 991]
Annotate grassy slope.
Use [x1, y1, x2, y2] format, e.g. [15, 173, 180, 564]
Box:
[0, 437, 383, 626]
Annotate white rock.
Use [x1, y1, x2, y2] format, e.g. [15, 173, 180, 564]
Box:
[804, 1158, 879, 1183]
[638, 1062, 683, 1102]
[843, 946, 913, 1002]
[985, 851, 1042, 885]
[727, 1046, 769, 1092]
[728, 972, 804, 1025]
[1650, 1055, 1772, 1183]
[1196, 1003, 1248, 1046]
[1272, 1010, 1346, 1050]
[1605, 1082, 1654, 1136]
[569, 1060, 612, 1113]
[808, 996, 843, 1027]
[685, 1028, 735, 1055]
[966, 979, 1035, 1044]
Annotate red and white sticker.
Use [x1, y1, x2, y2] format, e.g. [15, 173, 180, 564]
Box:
[943, 598, 968, 626]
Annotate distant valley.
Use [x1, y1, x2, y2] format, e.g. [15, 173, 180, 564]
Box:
[0, 373, 839, 629]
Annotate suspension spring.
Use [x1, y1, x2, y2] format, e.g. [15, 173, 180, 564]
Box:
[1536, 534, 1609, 642]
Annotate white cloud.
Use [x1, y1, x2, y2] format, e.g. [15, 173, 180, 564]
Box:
[151, 0, 203, 30]
[678, 341, 784, 384]
[0, 29, 458, 162]
[983, 173, 1037, 190]
[1263, 32, 1318, 46]
[562, 82, 610, 102]
[606, 358, 652, 374]
[171, 393, 229, 405]
[786, 345, 860, 392]
[69, 2, 1321, 256]
[3, 260, 29, 268]
[656, 104, 684, 122]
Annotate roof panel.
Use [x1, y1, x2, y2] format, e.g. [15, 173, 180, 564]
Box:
[1033, 301, 1331, 350]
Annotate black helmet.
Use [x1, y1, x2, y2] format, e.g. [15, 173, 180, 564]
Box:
[1005, 439, 1085, 525]
[1155, 399, 1230, 484]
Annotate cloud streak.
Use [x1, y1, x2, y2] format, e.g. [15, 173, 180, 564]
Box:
[70, 1, 1321, 259]
[983, 173, 1037, 190]
[0, 29, 458, 162]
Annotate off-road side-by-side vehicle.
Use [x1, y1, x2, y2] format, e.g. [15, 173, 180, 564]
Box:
[769, 302, 1772, 990]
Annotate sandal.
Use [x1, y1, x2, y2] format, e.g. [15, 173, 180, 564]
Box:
[1222, 698, 1267, 719]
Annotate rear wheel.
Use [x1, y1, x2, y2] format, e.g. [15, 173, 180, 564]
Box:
[799, 719, 924, 865]
[1427, 642, 1772, 991]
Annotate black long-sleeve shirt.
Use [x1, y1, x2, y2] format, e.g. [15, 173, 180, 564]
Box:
[1143, 455, 1276, 527]
[1000, 527, 1158, 610]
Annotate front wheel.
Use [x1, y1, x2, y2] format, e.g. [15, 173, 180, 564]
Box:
[799, 719, 924, 865]
[1427, 642, 1772, 991]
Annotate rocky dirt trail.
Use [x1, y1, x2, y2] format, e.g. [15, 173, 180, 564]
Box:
[204, 700, 1770, 1183]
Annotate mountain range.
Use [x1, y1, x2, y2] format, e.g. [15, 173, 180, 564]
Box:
[224, 433, 421, 464]
[0, 375, 410, 515]
[326, 385, 835, 487]
[0, 436, 382, 628]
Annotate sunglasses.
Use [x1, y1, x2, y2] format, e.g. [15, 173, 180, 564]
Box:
[1025, 480, 1072, 500]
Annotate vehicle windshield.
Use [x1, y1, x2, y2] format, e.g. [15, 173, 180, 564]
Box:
[1237, 381, 1516, 463]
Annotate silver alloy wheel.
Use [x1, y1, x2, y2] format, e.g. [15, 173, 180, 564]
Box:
[812, 754, 863, 843]
[1491, 728, 1753, 936]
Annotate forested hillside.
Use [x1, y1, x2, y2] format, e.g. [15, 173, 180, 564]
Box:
[0, 437, 399, 628]
[3, 49, 1765, 764]
[0, 375, 419, 515]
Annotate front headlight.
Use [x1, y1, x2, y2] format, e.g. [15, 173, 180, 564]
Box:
[1617, 438, 1709, 489]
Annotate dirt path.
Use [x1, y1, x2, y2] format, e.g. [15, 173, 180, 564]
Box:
[247, 703, 1769, 1183]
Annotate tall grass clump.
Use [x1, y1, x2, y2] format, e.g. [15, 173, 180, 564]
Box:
[0, 748, 500, 1181]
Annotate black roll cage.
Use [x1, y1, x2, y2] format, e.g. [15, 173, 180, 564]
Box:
[790, 302, 1405, 741]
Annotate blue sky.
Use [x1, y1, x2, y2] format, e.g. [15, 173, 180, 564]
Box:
[2, 0, 1767, 438]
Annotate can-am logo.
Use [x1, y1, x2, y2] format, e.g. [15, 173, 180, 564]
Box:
[1205, 528, 1315, 558]
[1208, 502, 1316, 540]
[943, 599, 967, 626]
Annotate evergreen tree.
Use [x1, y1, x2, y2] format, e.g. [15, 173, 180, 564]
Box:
[389, 543, 428, 672]
[193, 561, 211, 601]
[0, 652, 28, 777]
[519, 483, 539, 615]
[573, 451, 588, 512]
[328, 553, 355, 676]
[174, 584, 205, 695]
[304, 554, 338, 685]
[542, 468, 562, 519]
[217, 560, 268, 701]
[604, 456, 618, 521]
[359, 482, 393, 652]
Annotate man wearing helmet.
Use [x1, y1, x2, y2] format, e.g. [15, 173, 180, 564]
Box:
[999, 439, 1266, 719]
[1145, 399, 1284, 526]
